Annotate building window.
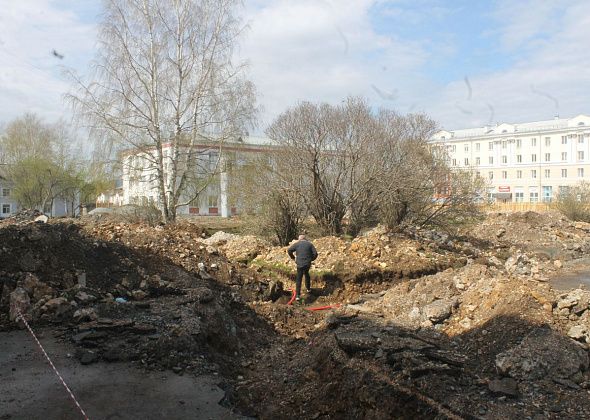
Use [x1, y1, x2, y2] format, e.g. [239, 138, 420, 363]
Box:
[489, 156, 494, 164]
[452, 159, 457, 166]
[464, 144, 469, 152]
[452, 145, 456, 152]
[531, 138, 537, 147]
[517, 155, 522, 163]
[515, 191, 524, 202]
[578, 151, 584, 161]
[488, 172, 494, 180]
[531, 170, 537, 179]
[562, 136, 567, 145]
[488, 142, 493, 151]
[208, 195, 218, 207]
[544, 169, 550, 178]
[545, 137, 551, 147]
[517, 170, 522, 179]
[578, 168, 585, 178]
[475, 143, 480, 151]
[562, 152, 567, 161]
[516, 139, 522, 148]
[530, 192, 539, 203]
[1, 204, 10, 214]
[562, 169, 568, 178]
[544, 153, 550, 162]
[464, 158, 469, 166]
[502, 171, 507, 179]
[502, 156, 507, 164]
[579, 136, 585, 144]
[1, 188, 10, 197]
[502, 141, 507, 149]
[542, 186, 553, 203]
[476, 157, 480, 165]
[531, 154, 537, 162]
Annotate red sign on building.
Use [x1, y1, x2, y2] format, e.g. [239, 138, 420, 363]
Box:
[498, 186, 511, 192]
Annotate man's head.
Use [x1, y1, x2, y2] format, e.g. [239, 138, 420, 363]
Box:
[298, 234, 306, 241]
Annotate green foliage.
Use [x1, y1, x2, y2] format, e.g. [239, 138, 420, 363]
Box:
[0, 113, 93, 214]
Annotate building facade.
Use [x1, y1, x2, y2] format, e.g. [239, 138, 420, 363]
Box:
[431, 114, 590, 203]
[0, 174, 18, 218]
[120, 136, 275, 216]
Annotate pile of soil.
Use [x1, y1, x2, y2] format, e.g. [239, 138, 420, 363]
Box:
[2, 212, 590, 418]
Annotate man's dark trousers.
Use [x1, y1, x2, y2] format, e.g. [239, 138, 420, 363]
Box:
[295, 264, 311, 298]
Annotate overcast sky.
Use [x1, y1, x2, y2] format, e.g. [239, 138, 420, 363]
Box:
[0, 0, 588, 134]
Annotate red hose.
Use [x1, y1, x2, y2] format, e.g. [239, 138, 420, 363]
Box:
[305, 304, 341, 311]
[287, 288, 296, 305]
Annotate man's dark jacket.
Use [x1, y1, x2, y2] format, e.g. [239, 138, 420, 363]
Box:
[287, 240, 318, 267]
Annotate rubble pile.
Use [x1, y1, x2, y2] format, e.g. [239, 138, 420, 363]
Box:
[254, 227, 460, 282]
[467, 211, 590, 262]
[3, 211, 590, 418]
[0, 208, 44, 225]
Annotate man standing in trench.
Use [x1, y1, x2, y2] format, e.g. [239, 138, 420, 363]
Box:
[287, 234, 318, 302]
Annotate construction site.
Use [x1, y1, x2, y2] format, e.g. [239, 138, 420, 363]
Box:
[1, 209, 590, 419]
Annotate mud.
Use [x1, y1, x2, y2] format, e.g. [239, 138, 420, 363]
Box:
[0, 329, 243, 420]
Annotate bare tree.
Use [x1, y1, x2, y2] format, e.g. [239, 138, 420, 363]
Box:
[230, 152, 306, 245]
[265, 97, 484, 236]
[68, 0, 256, 223]
[554, 182, 590, 222]
[267, 98, 379, 235]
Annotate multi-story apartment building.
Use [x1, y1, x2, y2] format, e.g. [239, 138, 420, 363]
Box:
[431, 114, 590, 203]
[121, 135, 274, 216]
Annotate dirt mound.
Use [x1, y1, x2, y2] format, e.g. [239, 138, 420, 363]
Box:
[254, 227, 461, 283]
[3, 212, 590, 419]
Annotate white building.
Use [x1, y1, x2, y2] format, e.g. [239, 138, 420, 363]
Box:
[120, 136, 275, 217]
[0, 164, 79, 218]
[431, 114, 590, 203]
[0, 165, 18, 218]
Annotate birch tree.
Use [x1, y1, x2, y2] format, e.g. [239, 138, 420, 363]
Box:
[69, 0, 256, 223]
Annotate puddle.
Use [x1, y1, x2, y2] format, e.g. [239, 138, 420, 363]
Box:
[551, 271, 590, 291]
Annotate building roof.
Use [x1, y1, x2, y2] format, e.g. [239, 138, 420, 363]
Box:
[235, 135, 275, 146]
[432, 114, 590, 141]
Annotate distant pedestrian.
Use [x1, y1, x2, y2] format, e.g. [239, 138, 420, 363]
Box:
[287, 234, 318, 302]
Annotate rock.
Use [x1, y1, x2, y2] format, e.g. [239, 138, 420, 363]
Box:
[504, 253, 531, 275]
[73, 308, 98, 323]
[554, 260, 563, 268]
[203, 231, 236, 246]
[568, 325, 587, 341]
[496, 228, 506, 238]
[495, 327, 589, 381]
[74, 291, 96, 304]
[78, 349, 99, 365]
[424, 298, 458, 323]
[34, 215, 49, 223]
[557, 290, 583, 310]
[20, 273, 53, 302]
[9, 287, 31, 323]
[488, 378, 520, 398]
[131, 290, 149, 301]
[41, 297, 70, 315]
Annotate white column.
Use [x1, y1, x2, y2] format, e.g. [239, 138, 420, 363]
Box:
[220, 156, 229, 218]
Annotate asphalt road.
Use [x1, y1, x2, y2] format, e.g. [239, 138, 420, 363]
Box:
[0, 329, 240, 420]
